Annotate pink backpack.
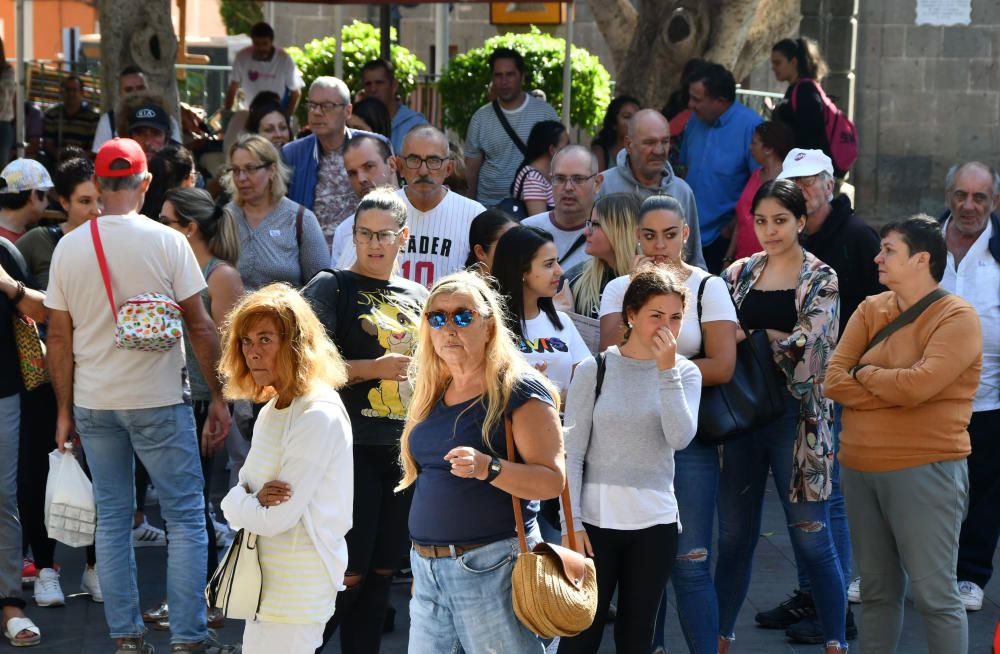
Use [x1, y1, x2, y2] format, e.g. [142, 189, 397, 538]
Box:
[792, 79, 858, 173]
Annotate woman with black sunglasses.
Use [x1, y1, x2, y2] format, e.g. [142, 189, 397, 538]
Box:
[398, 270, 565, 652]
[301, 187, 426, 653]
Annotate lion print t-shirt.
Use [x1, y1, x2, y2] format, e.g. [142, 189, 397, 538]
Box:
[302, 269, 428, 446]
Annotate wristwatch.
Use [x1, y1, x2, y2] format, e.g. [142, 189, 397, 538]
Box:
[485, 456, 502, 483]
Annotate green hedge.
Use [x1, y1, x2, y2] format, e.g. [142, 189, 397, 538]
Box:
[287, 21, 427, 126]
[437, 27, 611, 138]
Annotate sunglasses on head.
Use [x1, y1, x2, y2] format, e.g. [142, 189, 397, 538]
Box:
[425, 308, 477, 329]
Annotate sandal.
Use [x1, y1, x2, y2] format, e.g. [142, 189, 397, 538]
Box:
[3, 615, 41, 647]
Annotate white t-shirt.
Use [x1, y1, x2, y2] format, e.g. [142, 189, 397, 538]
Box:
[45, 214, 206, 410]
[231, 47, 304, 105]
[518, 311, 590, 395]
[330, 212, 354, 267]
[337, 188, 485, 289]
[522, 211, 589, 272]
[91, 112, 183, 153]
[599, 266, 737, 358]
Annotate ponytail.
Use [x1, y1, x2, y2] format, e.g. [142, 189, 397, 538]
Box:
[773, 37, 828, 82]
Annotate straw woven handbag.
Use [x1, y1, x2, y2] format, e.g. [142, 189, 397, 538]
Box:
[506, 416, 597, 638]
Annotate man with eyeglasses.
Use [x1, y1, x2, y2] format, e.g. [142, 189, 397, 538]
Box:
[597, 109, 705, 269]
[338, 125, 484, 288]
[521, 145, 603, 271]
[92, 66, 183, 153]
[284, 76, 389, 248]
[330, 135, 400, 265]
[938, 162, 1000, 613]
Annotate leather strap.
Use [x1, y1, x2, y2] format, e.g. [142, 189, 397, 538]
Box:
[90, 219, 118, 322]
[295, 204, 304, 249]
[492, 101, 527, 155]
[558, 233, 587, 266]
[411, 542, 488, 559]
[862, 288, 950, 355]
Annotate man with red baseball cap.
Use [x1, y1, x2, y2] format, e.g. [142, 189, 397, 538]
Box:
[44, 138, 238, 654]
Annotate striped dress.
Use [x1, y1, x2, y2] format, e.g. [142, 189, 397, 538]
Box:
[241, 402, 337, 624]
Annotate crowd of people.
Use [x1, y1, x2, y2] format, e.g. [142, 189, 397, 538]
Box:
[0, 26, 997, 654]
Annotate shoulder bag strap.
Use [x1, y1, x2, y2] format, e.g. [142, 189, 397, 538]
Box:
[558, 233, 587, 266]
[89, 219, 118, 322]
[492, 101, 527, 155]
[295, 204, 304, 249]
[505, 413, 580, 555]
[594, 352, 607, 401]
[695, 275, 711, 358]
[862, 288, 950, 355]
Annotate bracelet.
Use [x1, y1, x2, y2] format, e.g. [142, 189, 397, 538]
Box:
[851, 363, 868, 380]
[12, 280, 25, 305]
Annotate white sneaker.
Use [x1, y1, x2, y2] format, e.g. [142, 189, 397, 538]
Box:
[847, 577, 862, 604]
[958, 580, 984, 611]
[34, 567, 65, 607]
[132, 519, 167, 547]
[80, 565, 103, 603]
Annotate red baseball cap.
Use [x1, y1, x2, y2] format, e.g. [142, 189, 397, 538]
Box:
[95, 138, 148, 177]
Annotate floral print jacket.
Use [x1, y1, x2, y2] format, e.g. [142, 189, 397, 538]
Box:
[723, 250, 840, 502]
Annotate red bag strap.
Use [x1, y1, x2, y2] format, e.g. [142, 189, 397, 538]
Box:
[90, 219, 118, 322]
[504, 413, 580, 555]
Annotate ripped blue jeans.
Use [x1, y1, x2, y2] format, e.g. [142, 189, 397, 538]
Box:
[715, 395, 846, 649]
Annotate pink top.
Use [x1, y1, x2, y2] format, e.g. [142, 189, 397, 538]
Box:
[516, 167, 555, 208]
[734, 168, 765, 260]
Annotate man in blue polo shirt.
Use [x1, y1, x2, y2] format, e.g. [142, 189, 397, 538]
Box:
[680, 62, 763, 272]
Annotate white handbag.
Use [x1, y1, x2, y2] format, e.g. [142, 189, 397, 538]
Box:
[205, 528, 262, 620]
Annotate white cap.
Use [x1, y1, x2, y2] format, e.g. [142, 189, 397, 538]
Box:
[777, 148, 834, 180]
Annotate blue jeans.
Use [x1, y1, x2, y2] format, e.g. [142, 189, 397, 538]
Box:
[75, 403, 208, 644]
[652, 437, 720, 654]
[0, 394, 22, 606]
[408, 537, 544, 653]
[715, 395, 846, 648]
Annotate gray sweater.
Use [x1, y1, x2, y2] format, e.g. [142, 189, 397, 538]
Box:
[229, 197, 330, 291]
[597, 148, 706, 270]
[563, 346, 701, 526]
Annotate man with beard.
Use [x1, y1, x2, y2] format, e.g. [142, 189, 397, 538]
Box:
[339, 125, 484, 288]
[330, 135, 400, 264]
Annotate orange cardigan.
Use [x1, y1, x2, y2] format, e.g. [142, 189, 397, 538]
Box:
[826, 291, 982, 472]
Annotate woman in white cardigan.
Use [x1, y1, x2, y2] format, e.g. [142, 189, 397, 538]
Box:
[218, 283, 353, 654]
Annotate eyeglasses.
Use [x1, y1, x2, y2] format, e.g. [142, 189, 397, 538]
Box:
[584, 219, 601, 232]
[353, 226, 404, 244]
[227, 163, 271, 178]
[551, 173, 598, 187]
[425, 308, 477, 329]
[402, 155, 449, 170]
[305, 101, 347, 114]
[790, 174, 821, 188]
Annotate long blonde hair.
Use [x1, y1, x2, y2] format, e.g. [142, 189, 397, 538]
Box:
[573, 193, 640, 316]
[219, 283, 347, 403]
[396, 271, 559, 491]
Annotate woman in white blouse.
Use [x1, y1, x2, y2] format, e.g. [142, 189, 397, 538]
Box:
[218, 283, 352, 654]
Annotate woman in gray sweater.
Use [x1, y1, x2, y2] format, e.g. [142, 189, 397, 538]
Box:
[559, 266, 702, 654]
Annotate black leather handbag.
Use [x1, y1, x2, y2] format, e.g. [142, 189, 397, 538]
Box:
[694, 276, 787, 445]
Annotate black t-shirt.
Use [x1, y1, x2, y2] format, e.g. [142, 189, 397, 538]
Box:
[407, 375, 555, 545]
[0, 237, 40, 399]
[774, 81, 835, 169]
[301, 269, 427, 446]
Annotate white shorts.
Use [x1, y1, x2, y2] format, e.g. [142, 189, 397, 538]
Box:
[241, 619, 325, 654]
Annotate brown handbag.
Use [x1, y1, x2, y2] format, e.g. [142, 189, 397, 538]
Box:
[506, 415, 598, 638]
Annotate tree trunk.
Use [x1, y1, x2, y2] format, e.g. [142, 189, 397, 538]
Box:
[587, 0, 801, 110]
[98, 0, 178, 116]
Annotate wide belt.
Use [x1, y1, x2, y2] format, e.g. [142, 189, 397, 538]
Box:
[411, 541, 488, 559]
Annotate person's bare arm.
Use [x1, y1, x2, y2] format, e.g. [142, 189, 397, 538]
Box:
[465, 155, 483, 201]
[206, 265, 243, 332]
[286, 89, 302, 117]
[224, 80, 240, 113]
[179, 293, 232, 452]
[693, 321, 737, 386]
[46, 309, 75, 451]
[0, 264, 46, 322]
[524, 199, 548, 216]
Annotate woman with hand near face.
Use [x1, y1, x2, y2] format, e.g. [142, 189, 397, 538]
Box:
[301, 189, 427, 653]
[716, 179, 845, 654]
[400, 271, 565, 653]
[558, 266, 702, 654]
[219, 284, 352, 654]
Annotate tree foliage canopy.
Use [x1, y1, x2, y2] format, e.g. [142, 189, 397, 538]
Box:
[219, 0, 264, 37]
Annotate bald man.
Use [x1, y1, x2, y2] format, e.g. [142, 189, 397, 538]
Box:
[597, 109, 705, 269]
[338, 125, 485, 288]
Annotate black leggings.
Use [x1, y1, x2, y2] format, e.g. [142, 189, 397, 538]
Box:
[18, 384, 96, 570]
[317, 443, 413, 654]
[558, 522, 678, 654]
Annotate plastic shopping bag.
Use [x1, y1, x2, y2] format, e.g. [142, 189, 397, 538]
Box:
[44, 445, 96, 547]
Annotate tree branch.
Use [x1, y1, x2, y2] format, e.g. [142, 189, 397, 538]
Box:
[585, 0, 639, 72]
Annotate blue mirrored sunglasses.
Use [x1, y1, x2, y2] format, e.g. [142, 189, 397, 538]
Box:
[425, 308, 476, 329]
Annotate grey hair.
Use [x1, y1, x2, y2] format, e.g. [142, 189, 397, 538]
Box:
[97, 172, 149, 192]
[309, 76, 351, 104]
[551, 144, 599, 175]
[638, 194, 686, 224]
[818, 170, 835, 202]
[355, 186, 408, 228]
[944, 162, 1000, 199]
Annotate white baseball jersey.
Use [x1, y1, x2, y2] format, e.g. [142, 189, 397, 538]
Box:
[338, 188, 485, 289]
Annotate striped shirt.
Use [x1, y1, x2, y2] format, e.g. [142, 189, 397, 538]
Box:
[466, 95, 558, 207]
[514, 166, 554, 208]
[43, 103, 101, 151]
[337, 188, 485, 288]
[240, 403, 336, 624]
[228, 197, 330, 291]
